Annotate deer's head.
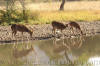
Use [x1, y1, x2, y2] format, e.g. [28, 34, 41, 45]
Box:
[29, 30, 33, 37]
[65, 24, 68, 27]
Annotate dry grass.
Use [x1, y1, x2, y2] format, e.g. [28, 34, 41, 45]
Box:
[26, 1, 100, 11]
[37, 10, 100, 24]
[1, 1, 100, 11]
[1, 1, 100, 25]
[26, 1, 100, 24]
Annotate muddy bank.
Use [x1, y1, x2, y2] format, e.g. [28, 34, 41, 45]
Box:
[0, 21, 100, 43]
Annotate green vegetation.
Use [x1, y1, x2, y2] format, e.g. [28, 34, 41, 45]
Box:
[1, 10, 100, 25]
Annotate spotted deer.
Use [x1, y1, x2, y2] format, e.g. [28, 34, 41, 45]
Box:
[52, 21, 67, 35]
[66, 21, 83, 35]
[11, 24, 33, 37]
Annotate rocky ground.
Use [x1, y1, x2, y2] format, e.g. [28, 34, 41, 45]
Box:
[0, 21, 100, 43]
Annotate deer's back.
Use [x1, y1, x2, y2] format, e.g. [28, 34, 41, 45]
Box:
[69, 21, 81, 30]
[52, 21, 66, 29]
[11, 24, 30, 32]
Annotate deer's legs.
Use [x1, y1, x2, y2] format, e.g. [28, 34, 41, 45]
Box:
[69, 27, 74, 35]
[77, 29, 81, 35]
[61, 29, 63, 35]
[61, 29, 63, 33]
[14, 31, 17, 37]
[72, 28, 76, 35]
[22, 32, 24, 37]
[52, 28, 54, 34]
[61, 29, 65, 38]
[30, 34, 32, 38]
[76, 29, 82, 36]
[54, 29, 56, 36]
[79, 30, 83, 36]
[52, 28, 56, 36]
[21, 32, 24, 41]
[12, 31, 14, 37]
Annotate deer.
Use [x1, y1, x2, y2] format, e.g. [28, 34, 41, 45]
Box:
[52, 21, 67, 35]
[66, 21, 83, 35]
[11, 24, 33, 37]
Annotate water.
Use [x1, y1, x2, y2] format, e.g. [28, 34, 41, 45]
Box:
[0, 35, 100, 66]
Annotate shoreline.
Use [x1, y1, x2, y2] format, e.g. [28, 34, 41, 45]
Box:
[0, 21, 100, 43]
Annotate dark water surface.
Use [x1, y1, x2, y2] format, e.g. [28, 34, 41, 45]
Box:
[0, 35, 100, 66]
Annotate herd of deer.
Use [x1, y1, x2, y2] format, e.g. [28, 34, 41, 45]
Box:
[11, 21, 83, 38]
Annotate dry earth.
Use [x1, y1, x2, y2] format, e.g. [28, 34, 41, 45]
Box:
[0, 21, 100, 43]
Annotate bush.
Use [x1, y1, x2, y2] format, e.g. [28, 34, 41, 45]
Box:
[0, 10, 39, 25]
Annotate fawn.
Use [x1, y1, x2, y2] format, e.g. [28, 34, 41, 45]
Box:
[66, 21, 83, 35]
[11, 24, 33, 37]
[52, 21, 67, 35]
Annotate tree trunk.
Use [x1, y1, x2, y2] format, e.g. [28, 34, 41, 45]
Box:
[5, 0, 11, 23]
[59, 0, 65, 11]
[19, 0, 28, 22]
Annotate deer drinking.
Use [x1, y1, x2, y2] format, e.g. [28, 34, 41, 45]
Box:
[66, 21, 83, 35]
[52, 21, 67, 35]
[11, 24, 33, 37]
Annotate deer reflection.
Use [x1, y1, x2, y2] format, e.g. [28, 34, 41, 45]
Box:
[53, 37, 70, 53]
[52, 38, 74, 65]
[70, 36, 85, 48]
[52, 36, 85, 65]
[13, 43, 35, 58]
[53, 36, 84, 50]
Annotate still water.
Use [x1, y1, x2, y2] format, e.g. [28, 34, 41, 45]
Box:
[0, 35, 100, 66]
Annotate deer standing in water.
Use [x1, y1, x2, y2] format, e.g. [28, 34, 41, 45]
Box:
[66, 21, 83, 35]
[52, 21, 67, 35]
[11, 24, 33, 37]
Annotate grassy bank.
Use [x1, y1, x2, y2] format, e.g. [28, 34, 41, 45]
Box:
[1, 10, 100, 25]
[0, 1, 100, 25]
[14, 10, 100, 25]
[36, 10, 100, 24]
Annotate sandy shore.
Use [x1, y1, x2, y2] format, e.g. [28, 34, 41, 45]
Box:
[0, 21, 100, 43]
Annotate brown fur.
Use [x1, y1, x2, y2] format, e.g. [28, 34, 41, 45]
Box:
[11, 24, 33, 37]
[52, 21, 66, 34]
[66, 21, 83, 35]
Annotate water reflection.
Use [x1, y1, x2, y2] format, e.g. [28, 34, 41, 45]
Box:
[52, 35, 85, 66]
[0, 35, 100, 66]
[88, 57, 100, 66]
[53, 38, 70, 53]
[13, 45, 34, 58]
[12, 41, 38, 66]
